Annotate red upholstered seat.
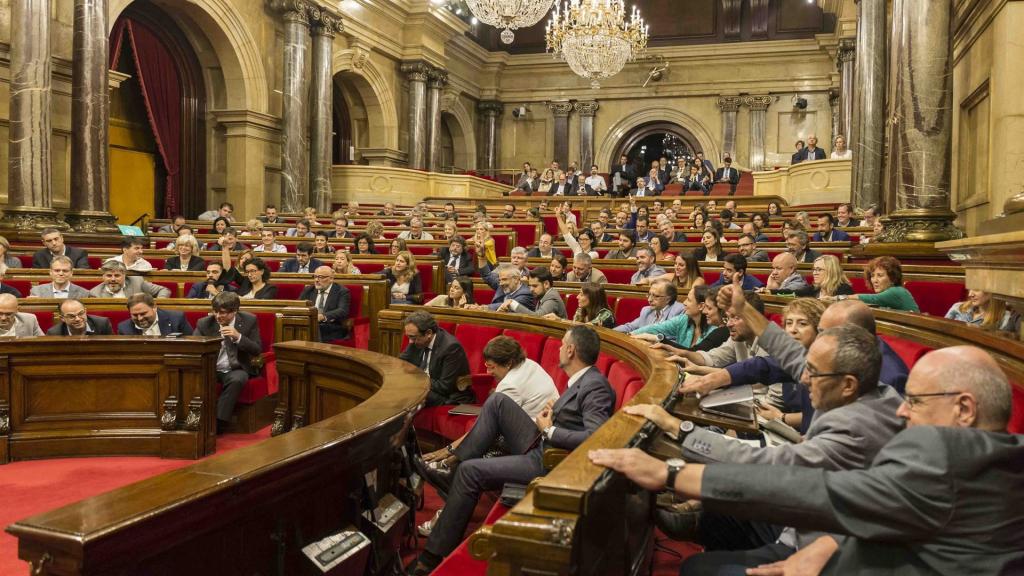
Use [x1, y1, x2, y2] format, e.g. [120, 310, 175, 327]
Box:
[473, 288, 495, 306]
[602, 268, 634, 285]
[614, 297, 647, 327]
[454, 325, 502, 373]
[4, 279, 32, 296]
[501, 329, 547, 361]
[622, 378, 645, 406]
[607, 362, 639, 410]
[878, 335, 932, 369]
[17, 255, 33, 267]
[903, 281, 965, 316]
[30, 310, 55, 332]
[540, 337, 569, 392]
[1008, 385, 1024, 435]
[409, 246, 433, 256]
[662, 183, 683, 196]
[273, 283, 306, 300]
[153, 281, 179, 298]
[595, 353, 617, 376]
[148, 257, 167, 269]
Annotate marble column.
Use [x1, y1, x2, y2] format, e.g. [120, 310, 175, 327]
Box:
[64, 0, 119, 232]
[851, 0, 888, 212]
[548, 101, 573, 169]
[402, 61, 431, 170]
[269, 0, 312, 213]
[478, 101, 503, 177]
[829, 89, 842, 145]
[1, 0, 65, 231]
[744, 95, 774, 171]
[426, 69, 448, 172]
[717, 96, 742, 161]
[836, 39, 856, 143]
[878, 0, 962, 242]
[574, 101, 599, 170]
[309, 10, 342, 214]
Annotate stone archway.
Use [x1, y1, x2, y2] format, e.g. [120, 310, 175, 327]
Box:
[440, 95, 477, 171]
[333, 49, 400, 155]
[596, 107, 721, 173]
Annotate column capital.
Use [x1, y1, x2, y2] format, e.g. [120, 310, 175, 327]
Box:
[743, 95, 775, 111]
[428, 68, 448, 89]
[478, 100, 504, 116]
[266, 0, 312, 25]
[717, 96, 743, 112]
[548, 101, 574, 117]
[574, 100, 599, 117]
[836, 38, 856, 67]
[401, 61, 432, 82]
[309, 7, 343, 37]
[828, 87, 841, 108]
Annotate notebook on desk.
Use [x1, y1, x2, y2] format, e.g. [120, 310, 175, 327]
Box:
[699, 385, 755, 422]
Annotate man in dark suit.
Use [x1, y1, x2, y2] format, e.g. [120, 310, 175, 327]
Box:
[611, 154, 635, 197]
[300, 266, 350, 342]
[257, 204, 280, 224]
[32, 228, 90, 269]
[325, 217, 353, 239]
[0, 263, 22, 297]
[399, 310, 473, 407]
[117, 293, 193, 336]
[525, 233, 556, 260]
[47, 299, 114, 336]
[548, 173, 576, 196]
[793, 134, 827, 163]
[786, 230, 822, 263]
[694, 152, 715, 181]
[470, 263, 534, 311]
[813, 214, 851, 242]
[836, 203, 860, 227]
[187, 262, 236, 299]
[279, 242, 323, 274]
[408, 325, 615, 575]
[196, 291, 263, 431]
[438, 236, 474, 284]
[712, 157, 741, 195]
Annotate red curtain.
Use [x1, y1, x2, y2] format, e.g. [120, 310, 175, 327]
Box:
[110, 18, 182, 218]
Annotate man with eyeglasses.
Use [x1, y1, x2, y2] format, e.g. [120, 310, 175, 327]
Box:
[397, 216, 434, 241]
[29, 256, 90, 298]
[737, 233, 769, 262]
[299, 266, 350, 342]
[763, 252, 809, 293]
[0, 293, 43, 338]
[47, 299, 113, 336]
[400, 310, 473, 408]
[614, 279, 685, 333]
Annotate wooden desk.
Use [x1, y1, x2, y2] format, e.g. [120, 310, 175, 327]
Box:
[0, 336, 221, 464]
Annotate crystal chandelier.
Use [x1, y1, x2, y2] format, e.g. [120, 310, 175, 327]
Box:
[546, 0, 648, 89]
[465, 0, 557, 44]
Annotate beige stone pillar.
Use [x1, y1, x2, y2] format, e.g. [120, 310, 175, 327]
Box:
[836, 39, 856, 144]
[214, 110, 279, 222]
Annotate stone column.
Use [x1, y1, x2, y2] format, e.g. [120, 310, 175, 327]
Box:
[308, 10, 342, 214]
[401, 61, 431, 170]
[477, 101, 503, 177]
[426, 69, 448, 172]
[836, 39, 856, 143]
[829, 89, 842, 145]
[269, 0, 312, 213]
[851, 0, 888, 211]
[717, 96, 742, 161]
[548, 101, 573, 169]
[1, 0, 65, 231]
[64, 0, 120, 232]
[744, 95, 774, 171]
[574, 101, 599, 170]
[878, 0, 962, 242]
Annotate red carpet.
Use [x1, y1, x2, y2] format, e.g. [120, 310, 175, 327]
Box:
[0, 427, 272, 575]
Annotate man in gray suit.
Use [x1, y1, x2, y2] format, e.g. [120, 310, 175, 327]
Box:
[614, 279, 685, 333]
[0, 294, 43, 338]
[497, 268, 567, 319]
[29, 255, 91, 299]
[591, 345, 1023, 576]
[195, 291, 263, 432]
[89, 260, 170, 298]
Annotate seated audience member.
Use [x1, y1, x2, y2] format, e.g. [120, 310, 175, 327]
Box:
[439, 236, 473, 284]
[210, 216, 231, 236]
[239, 218, 263, 238]
[437, 220, 459, 245]
[221, 249, 255, 288]
[864, 218, 886, 244]
[188, 262, 234, 299]
[569, 282, 615, 328]
[583, 165, 607, 195]
[631, 247, 666, 285]
[831, 134, 853, 159]
[785, 230, 821, 264]
[631, 217, 656, 244]
[400, 310, 474, 407]
[691, 210, 707, 231]
[0, 264, 23, 297]
[946, 290, 1012, 331]
[615, 279, 686, 333]
[666, 290, 768, 370]
[0, 236, 22, 268]
[592, 345, 1022, 576]
[469, 263, 533, 311]
[196, 291, 263, 433]
[90, 261, 170, 298]
[33, 228, 90, 269]
[711, 253, 764, 290]
[238, 258, 277, 300]
[631, 285, 724, 353]
[470, 222, 498, 268]
[659, 252, 705, 294]
[389, 238, 408, 256]
[836, 202, 859, 227]
[198, 202, 234, 221]
[659, 219, 689, 243]
[302, 207, 321, 225]
[258, 204, 280, 224]
[327, 217, 352, 239]
[649, 235, 674, 263]
[781, 219, 802, 236]
[555, 209, 598, 259]
[164, 236, 206, 271]
[718, 209, 742, 231]
[526, 233, 557, 259]
[312, 232, 332, 255]
[536, 168, 555, 195]
[548, 171, 575, 196]
[802, 254, 854, 299]
[813, 213, 852, 242]
[425, 277, 475, 308]
[332, 250, 361, 275]
[860, 204, 879, 228]
[441, 202, 458, 222]
[385, 251, 423, 304]
[47, 299, 113, 336]
[762, 252, 810, 293]
[165, 224, 201, 251]
[398, 217, 434, 240]
[565, 253, 607, 284]
[352, 233, 376, 255]
[606, 231, 638, 260]
[767, 201, 782, 217]
[639, 167, 665, 196]
[343, 201, 361, 218]
[682, 165, 709, 195]
[479, 246, 529, 290]
[409, 325, 615, 575]
[300, 266, 350, 342]
[117, 293, 193, 336]
[366, 220, 386, 241]
[794, 210, 812, 230]
[841, 256, 920, 312]
[500, 203, 517, 219]
[500, 268, 566, 318]
[285, 218, 315, 238]
[29, 255, 90, 298]
[750, 212, 772, 236]
[279, 242, 323, 274]
[215, 227, 248, 253]
[712, 157, 741, 195]
[158, 214, 188, 234]
[693, 229, 725, 262]
[376, 202, 396, 217]
[737, 233, 770, 263]
[549, 253, 568, 281]
[590, 221, 614, 243]
[0, 293, 43, 337]
[792, 134, 826, 163]
[253, 229, 287, 253]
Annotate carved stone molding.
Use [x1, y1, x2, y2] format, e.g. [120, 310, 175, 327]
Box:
[310, 8, 343, 36]
[267, 0, 312, 25]
[574, 100, 599, 117]
[548, 101, 574, 117]
[717, 96, 743, 112]
[877, 209, 964, 242]
[0, 400, 9, 435]
[478, 100, 504, 116]
[836, 38, 856, 68]
[161, 396, 179, 431]
[0, 206, 69, 233]
[743, 95, 774, 111]
[401, 61, 432, 82]
[291, 413, 305, 431]
[428, 69, 448, 89]
[271, 409, 287, 436]
[184, 396, 203, 431]
[63, 210, 120, 234]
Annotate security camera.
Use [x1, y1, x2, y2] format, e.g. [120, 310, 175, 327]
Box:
[793, 96, 808, 110]
[511, 106, 528, 119]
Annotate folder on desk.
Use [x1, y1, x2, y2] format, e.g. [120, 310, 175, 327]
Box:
[699, 385, 755, 421]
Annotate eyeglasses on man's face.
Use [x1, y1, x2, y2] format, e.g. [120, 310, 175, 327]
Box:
[902, 391, 963, 409]
[61, 311, 88, 321]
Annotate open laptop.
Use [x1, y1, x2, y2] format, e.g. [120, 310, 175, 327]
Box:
[699, 385, 755, 422]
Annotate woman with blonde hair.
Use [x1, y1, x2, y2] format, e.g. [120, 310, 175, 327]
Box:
[164, 235, 206, 271]
[471, 221, 497, 267]
[332, 249, 361, 275]
[366, 220, 386, 241]
[946, 290, 1011, 331]
[240, 219, 263, 237]
[804, 254, 853, 299]
[385, 250, 422, 304]
[0, 236, 20, 268]
[536, 168, 555, 195]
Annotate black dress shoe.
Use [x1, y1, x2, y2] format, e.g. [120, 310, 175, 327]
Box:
[413, 455, 454, 497]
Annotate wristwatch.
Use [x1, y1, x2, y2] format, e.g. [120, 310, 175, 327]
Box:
[676, 420, 696, 442]
[665, 458, 686, 490]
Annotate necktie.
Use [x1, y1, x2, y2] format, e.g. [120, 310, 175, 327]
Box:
[420, 348, 431, 372]
[315, 289, 327, 312]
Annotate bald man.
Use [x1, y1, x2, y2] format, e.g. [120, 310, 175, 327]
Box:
[763, 252, 808, 292]
[0, 293, 43, 338]
[591, 344, 1024, 575]
[299, 266, 350, 342]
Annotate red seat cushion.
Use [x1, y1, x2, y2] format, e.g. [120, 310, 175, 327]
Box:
[614, 297, 647, 327]
[878, 335, 932, 370]
[501, 329, 547, 361]
[606, 362, 638, 411]
[602, 268, 634, 285]
[4, 280, 32, 296]
[595, 353, 617, 376]
[622, 379, 645, 405]
[453, 324, 502, 373]
[30, 310, 55, 333]
[540, 337, 569, 392]
[1008, 384, 1024, 435]
[273, 282, 306, 300]
[903, 281, 965, 316]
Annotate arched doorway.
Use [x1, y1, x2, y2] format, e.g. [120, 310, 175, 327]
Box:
[611, 121, 703, 177]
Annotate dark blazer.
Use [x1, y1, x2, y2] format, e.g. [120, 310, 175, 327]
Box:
[47, 315, 114, 336]
[32, 246, 90, 269]
[325, 230, 353, 239]
[399, 328, 474, 405]
[164, 256, 208, 271]
[638, 176, 664, 196]
[813, 229, 851, 242]
[525, 247, 556, 259]
[683, 175, 709, 194]
[837, 218, 860, 228]
[279, 257, 324, 274]
[117, 309, 194, 336]
[438, 249, 475, 279]
[384, 268, 423, 304]
[300, 283, 351, 341]
[795, 248, 822, 263]
[237, 283, 278, 300]
[547, 366, 615, 450]
[0, 283, 23, 298]
[488, 283, 534, 311]
[195, 311, 263, 376]
[548, 181, 576, 196]
[713, 166, 741, 194]
[187, 280, 235, 299]
[793, 147, 826, 163]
